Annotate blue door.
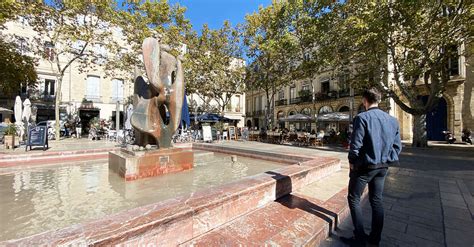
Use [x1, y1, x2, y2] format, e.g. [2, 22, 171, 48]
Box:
[421, 96, 447, 141]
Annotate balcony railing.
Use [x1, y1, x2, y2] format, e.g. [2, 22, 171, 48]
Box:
[110, 97, 124, 103]
[289, 97, 302, 105]
[254, 110, 265, 116]
[85, 95, 101, 102]
[275, 99, 287, 106]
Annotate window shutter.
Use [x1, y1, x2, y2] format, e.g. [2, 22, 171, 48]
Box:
[87, 76, 100, 99]
[118, 79, 124, 98]
[111, 79, 118, 99]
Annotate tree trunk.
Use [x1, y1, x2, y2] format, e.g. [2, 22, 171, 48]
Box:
[55, 76, 63, 141]
[412, 113, 428, 147]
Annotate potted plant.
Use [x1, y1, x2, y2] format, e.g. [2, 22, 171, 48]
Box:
[4, 124, 17, 149]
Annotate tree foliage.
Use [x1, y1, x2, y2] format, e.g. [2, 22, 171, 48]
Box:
[21, 0, 121, 140]
[245, 0, 473, 146]
[243, 2, 296, 128]
[185, 21, 245, 115]
[0, 0, 37, 97]
[323, 1, 473, 147]
[0, 39, 37, 97]
[116, 0, 191, 72]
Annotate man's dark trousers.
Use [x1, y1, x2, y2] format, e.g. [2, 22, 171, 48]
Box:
[348, 167, 388, 244]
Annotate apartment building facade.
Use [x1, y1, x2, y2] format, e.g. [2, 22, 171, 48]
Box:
[245, 44, 473, 141]
[1, 18, 133, 131]
[245, 73, 364, 133]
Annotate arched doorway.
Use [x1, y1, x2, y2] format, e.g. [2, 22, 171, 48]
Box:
[339, 106, 350, 112]
[319, 106, 333, 114]
[422, 96, 448, 141]
[246, 119, 252, 128]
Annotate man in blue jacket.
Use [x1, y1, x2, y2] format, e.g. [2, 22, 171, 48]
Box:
[342, 88, 402, 246]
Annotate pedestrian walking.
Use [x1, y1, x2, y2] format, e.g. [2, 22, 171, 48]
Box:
[341, 88, 402, 246]
[75, 117, 82, 139]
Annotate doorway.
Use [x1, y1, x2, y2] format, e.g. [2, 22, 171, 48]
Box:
[421, 96, 448, 141]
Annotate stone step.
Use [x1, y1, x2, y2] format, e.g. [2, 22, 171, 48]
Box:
[182, 188, 351, 246]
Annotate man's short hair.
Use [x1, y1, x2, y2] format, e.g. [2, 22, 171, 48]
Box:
[362, 88, 382, 104]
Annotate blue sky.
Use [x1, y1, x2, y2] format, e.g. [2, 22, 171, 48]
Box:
[169, 0, 271, 32]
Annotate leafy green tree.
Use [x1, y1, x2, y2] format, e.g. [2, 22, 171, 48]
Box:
[0, 39, 38, 97]
[0, 0, 37, 97]
[243, 2, 296, 129]
[324, 1, 473, 147]
[185, 21, 246, 115]
[22, 0, 121, 140]
[283, 0, 332, 88]
[116, 0, 191, 71]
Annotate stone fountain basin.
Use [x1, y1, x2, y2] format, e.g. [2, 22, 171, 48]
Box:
[1, 143, 340, 246]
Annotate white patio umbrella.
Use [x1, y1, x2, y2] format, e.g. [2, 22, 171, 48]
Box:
[22, 98, 32, 123]
[0, 107, 13, 114]
[14, 96, 22, 123]
[14, 96, 24, 137]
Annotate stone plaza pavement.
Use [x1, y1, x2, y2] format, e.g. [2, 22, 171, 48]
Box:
[0, 138, 118, 155]
[213, 141, 474, 247]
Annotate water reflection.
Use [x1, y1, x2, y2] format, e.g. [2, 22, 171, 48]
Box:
[0, 153, 282, 241]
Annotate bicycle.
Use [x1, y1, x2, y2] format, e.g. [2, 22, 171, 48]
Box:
[118, 128, 135, 145]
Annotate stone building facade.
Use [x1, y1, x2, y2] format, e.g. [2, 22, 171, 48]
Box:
[0, 18, 134, 131]
[245, 44, 473, 142]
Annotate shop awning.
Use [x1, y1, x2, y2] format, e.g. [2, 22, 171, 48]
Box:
[0, 107, 13, 114]
[279, 113, 314, 122]
[316, 112, 350, 122]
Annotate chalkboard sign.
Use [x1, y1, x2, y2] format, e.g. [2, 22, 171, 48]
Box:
[26, 126, 48, 151]
[228, 126, 236, 140]
[202, 126, 212, 142]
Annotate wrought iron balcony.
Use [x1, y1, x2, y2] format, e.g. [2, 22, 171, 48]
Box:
[289, 97, 302, 105]
[275, 99, 287, 106]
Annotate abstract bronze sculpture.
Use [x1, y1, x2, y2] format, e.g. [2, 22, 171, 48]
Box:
[109, 37, 193, 181]
[131, 37, 185, 149]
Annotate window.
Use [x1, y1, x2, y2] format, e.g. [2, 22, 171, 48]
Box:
[21, 85, 27, 94]
[111, 79, 124, 102]
[321, 80, 330, 94]
[18, 38, 27, 54]
[86, 75, 100, 101]
[303, 52, 310, 61]
[278, 89, 284, 100]
[44, 42, 55, 61]
[290, 86, 296, 99]
[447, 45, 459, 76]
[234, 95, 241, 112]
[93, 44, 107, 65]
[44, 79, 55, 96]
[302, 84, 310, 91]
[339, 74, 349, 91]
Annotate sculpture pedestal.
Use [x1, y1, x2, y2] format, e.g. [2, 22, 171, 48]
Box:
[109, 148, 194, 181]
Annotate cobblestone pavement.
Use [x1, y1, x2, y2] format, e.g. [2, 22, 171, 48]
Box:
[213, 141, 474, 247]
[321, 147, 474, 247]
